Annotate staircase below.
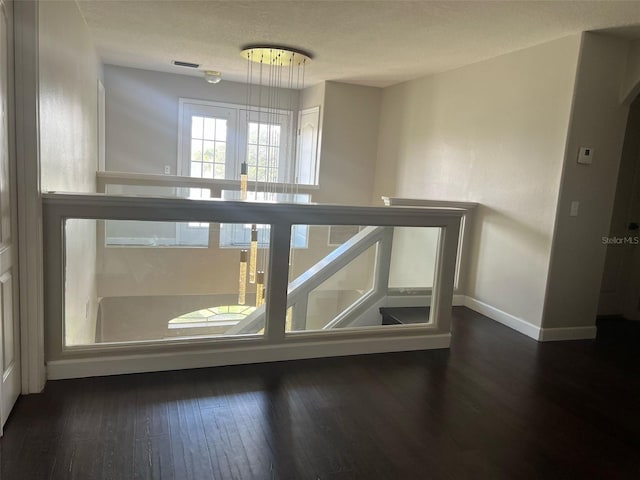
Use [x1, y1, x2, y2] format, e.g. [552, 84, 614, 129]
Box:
[380, 307, 430, 325]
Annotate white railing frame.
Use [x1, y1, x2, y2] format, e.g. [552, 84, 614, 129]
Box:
[42, 193, 462, 378]
[96, 171, 320, 198]
[227, 226, 394, 334]
[382, 196, 478, 293]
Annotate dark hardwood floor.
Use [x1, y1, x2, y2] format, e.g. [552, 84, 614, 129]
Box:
[2, 307, 639, 479]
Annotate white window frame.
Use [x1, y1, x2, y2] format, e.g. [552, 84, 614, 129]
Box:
[238, 108, 292, 184]
[177, 99, 238, 179]
[178, 98, 295, 183]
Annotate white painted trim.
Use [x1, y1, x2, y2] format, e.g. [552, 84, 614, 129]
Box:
[14, 0, 45, 393]
[47, 334, 451, 380]
[463, 296, 541, 340]
[538, 326, 597, 342]
[462, 296, 597, 342]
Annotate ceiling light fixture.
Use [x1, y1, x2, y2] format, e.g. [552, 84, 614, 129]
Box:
[204, 70, 222, 84]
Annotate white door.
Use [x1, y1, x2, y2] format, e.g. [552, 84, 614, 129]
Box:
[0, 0, 21, 433]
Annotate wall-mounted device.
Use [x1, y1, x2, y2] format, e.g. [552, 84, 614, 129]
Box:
[570, 200, 580, 217]
[577, 146, 594, 165]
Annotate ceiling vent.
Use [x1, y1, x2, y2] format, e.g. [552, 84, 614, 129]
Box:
[172, 60, 200, 69]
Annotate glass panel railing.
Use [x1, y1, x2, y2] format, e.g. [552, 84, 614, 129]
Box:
[388, 227, 440, 290]
[46, 193, 465, 372]
[105, 184, 212, 247]
[287, 225, 362, 284]
[285, 225, 384, 333]
[384, 227, 442, 326]
[285, 225, 441, 333]
[64, 219, 271, 346]
[291, 244, 376, 332]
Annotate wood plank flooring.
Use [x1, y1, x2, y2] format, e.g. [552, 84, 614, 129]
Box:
[2, 307, 639, 479]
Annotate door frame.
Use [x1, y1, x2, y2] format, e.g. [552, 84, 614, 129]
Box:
[13, 0, 45, 394]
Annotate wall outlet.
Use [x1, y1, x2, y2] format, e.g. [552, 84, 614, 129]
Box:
[164, 165, 171, 175]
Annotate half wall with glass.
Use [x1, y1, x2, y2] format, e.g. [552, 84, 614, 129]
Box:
[44, 194, 464, 379]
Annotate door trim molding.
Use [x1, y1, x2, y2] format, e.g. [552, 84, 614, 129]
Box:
[14, 0, 45, 393]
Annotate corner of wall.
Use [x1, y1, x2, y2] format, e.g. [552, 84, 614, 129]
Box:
[542, 32, 631, 330]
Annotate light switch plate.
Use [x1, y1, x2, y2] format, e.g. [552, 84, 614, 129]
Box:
[577, 146, 594, 165]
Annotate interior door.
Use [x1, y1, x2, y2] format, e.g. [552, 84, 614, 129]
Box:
[0, 0, 21, 433]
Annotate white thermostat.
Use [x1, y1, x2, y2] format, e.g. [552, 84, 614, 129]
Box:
[577, 146, 594, 165]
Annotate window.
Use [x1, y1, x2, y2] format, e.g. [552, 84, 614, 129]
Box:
[168, 305, 256, 329]
[238, 109, 291, 183]
[105, 100, 317, 249]
[189, 116, 228, 179]
[179, 101, 237, 178]
[179, 98, 302, 184]
[246, 121, 280, 182]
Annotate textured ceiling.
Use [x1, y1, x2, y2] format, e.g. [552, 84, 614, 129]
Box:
[77, 0, 640, 88]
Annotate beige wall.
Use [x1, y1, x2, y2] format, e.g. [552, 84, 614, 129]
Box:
[301, 82, 325, 110]
[373, 35, 581, 327]
[39, 0, 100, 345]
[317, 81, 381, 206]
[544, 33, 630, 329]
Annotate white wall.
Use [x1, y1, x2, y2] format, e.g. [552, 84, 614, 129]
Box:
[544, 33, 630, 329]
[373, 35, 582, 327]
[39, 0, 100, 345]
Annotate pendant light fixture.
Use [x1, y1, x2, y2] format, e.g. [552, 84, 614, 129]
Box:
[240, 162, 248, 200]
[240, 44, 311, 197]
[255, 271, 265, 307]
[238, 44, 312, 309]
[249, 224, 258, 283]
[238, 250, 248, 305]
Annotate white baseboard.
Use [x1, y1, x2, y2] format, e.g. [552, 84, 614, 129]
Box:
[538, 326, 597, 341]
[46, 333, 451, 380]
[462, 296, 597, 342]
[462, 296, 541, 340]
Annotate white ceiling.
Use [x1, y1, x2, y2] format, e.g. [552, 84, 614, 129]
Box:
[77, 0, 640, 88]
